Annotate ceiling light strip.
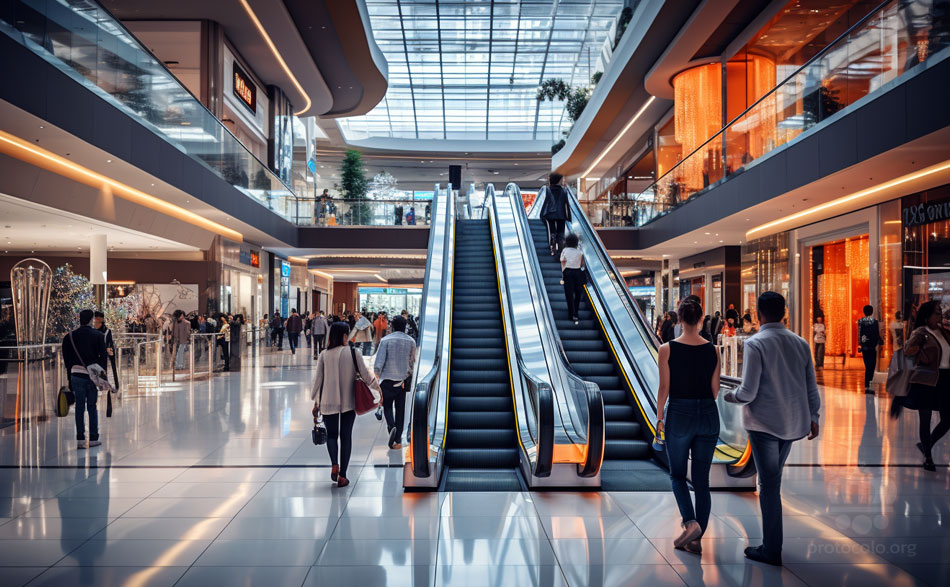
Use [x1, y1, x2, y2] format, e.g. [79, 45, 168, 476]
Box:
[746, 161, 950, 240]
[0, 130, 243, 242]
[238, 0, 312, 115]
[582, 96, 656, 179]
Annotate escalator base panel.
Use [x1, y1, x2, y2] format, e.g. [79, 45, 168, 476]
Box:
[599, 460, 671, 491]
[443, 468, 524, 492]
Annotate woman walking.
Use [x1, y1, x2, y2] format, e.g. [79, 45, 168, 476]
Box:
[560, 233, 586, 325]
[312, 322, 381, 487]
[656, 296, 721, 554]
[903, 301, 950, 472]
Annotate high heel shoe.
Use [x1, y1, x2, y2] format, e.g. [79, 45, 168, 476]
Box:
[331, 464, 339, 482]
[337, 476, 350, 488]
[684, 539, 702, 554]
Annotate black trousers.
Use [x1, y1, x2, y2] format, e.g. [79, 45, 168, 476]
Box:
[324, 410, 356, 477]
[381, 379, 407, 441]
[217, 340, 230, 370]
[271, 328, 284, 348]
[563, 268, 586, 320]
[313, 332, 326, 357]
[917, 370, 950, 460]
[546, 218, 565, 250]
[861, 346, 877, 386]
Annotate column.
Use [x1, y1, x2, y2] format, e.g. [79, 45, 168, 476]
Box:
[90, 234, 107, 308]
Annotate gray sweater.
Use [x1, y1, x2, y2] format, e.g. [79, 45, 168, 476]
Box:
[730, 323, 821, 440]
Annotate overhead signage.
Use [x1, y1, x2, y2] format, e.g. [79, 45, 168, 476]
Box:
[280, 261, 291, 278]
[904, 196, 950, 228]
[239, 250, 251, 266]
[249, 251, 260, 268]
[232, 61, 256, 114]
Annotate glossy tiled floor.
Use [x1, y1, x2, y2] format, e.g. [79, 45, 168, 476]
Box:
[0, 347, 946, 586]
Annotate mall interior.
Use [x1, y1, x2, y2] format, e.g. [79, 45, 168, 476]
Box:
[0, 0, 948, 585]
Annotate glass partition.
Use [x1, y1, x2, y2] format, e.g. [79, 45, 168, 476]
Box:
[298, 198, 434, 226]
[0, 0, 299, 221]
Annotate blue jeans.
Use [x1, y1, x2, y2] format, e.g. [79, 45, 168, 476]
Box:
[665, 398, 720, 532]
[360, 341, 372, 356]
[288, 332, 300, 354]
[71, 375, 99, 441]
[748, 430, 794, 555]
[174, 342, 189, 370]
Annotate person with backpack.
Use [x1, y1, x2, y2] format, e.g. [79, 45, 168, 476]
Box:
[62, 309, 108, 449]
[270, 311, 284, 349]
[312, 322, 381, 487]
[304, 312, 313, 349]
[350, 311, 373, 356]
[540, 172, 570, 254]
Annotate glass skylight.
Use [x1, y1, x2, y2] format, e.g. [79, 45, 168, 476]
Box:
[338, 0, 624, 144]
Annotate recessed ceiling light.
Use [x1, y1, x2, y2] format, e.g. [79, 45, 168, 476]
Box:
[106, 159, 112, 163]
[39, 125, 44, 129]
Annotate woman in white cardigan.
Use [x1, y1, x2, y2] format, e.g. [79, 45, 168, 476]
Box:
[312, 322, 381, 487]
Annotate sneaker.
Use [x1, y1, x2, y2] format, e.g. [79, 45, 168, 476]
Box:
[744, 545, 782, 566]
[77, 441, 87, 450]
[684, 539, 702, 554]
[88, 440, 102, 448]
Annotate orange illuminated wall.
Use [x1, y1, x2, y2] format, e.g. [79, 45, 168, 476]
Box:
[672, 63, 722, 192]
[815, 236, 869, 357]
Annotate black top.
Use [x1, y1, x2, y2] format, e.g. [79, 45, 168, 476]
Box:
[667, 340, 718, 400]
[858, 317, 883, 349]
[62, 325, 107, 378]
[540, 185, 571, 221]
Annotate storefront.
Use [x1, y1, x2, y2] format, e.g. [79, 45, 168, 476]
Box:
[358, 287, 422, 317]
[902, 184, 950, 323]
[215, 239, 264, 320]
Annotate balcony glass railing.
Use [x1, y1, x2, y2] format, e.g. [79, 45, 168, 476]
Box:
[296, 198, 434, 227]
[0, 0, 299, 221]
[595, 0, 949, 228]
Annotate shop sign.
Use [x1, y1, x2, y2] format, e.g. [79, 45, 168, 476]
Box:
[281, 261, 291, 278]
[904, 197, 950, 228]
[232, 62, 256, 113]
[249, 251, 260, 268]
[239, 249, 251, 266]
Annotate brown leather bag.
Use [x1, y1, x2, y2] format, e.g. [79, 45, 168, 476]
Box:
[349, 346, 377, 415]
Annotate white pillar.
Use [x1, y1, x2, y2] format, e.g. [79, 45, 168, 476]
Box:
[90, 234, 107, 307]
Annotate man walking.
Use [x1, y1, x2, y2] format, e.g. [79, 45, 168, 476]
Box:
[312, 311, 328, 357]
[270, 311, 284, 349]
[374, 316, 416, 450]
[858, 305, 884, 393]
[172, 310, 191, 370]
[62, 309, 108, 449]
[725, 292, 820, 566]
[373, 311, 389, 352]
[813, 315, 826, 370]
[285, 308, 303, 355]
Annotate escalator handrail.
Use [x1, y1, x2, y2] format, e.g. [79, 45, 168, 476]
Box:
[486, 184, 555, 478]
[506, 183, 605, 478]
[410, 183, 455, 478]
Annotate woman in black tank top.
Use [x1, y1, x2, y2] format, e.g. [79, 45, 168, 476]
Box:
[656, 296, 721, 555]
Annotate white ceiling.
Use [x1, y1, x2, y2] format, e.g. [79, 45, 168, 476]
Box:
[0, 192, 199, 253]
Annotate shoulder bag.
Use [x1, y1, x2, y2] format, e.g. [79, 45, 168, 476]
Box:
[311, 354, 328, 445]
[350, 345, 378, 415]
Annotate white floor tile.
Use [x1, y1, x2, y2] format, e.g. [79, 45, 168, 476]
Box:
[433, 564, 568, 587]
[559, 564, 687, 587]
[24, 565, 187, 586]
[176, 565, 310, 587]
[55, 539, 212, 567]
[316, 539, 437, 567]
[305, 565, 434, 587]
[94, 517, 230, 540]
[438, 538, 558, 566]
[194, 539, 324, 566]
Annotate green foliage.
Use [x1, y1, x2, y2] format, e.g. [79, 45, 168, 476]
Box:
[536, 78, 572, 102]
[566, 87, 592, 123]
[613, 7, 633, 50]
[341, 149, 368, 199]
[551, 139, 566, 155]
[591, 71, 603, 86]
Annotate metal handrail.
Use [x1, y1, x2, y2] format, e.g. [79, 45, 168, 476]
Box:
[410, 183, 455, 479]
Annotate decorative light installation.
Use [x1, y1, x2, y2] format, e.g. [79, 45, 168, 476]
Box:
[11, 258, 52, 346]
[673, 64, 722, 192]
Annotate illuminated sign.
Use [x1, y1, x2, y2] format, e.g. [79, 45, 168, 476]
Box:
[249, 251, 260, 268]
[239, 249, 261, 268]
[281, 260, 291, 278]
[232, 62, 256, 113]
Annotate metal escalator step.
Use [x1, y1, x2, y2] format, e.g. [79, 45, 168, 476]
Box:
[444, 447, 520, 468]
[570, 362, 616, 377]
[452, 328, 504, 339]
[452, 337, 502, 349]
[599, 389, 628, 404]
[563, 350, 610, 363]
[451, 369, 509, 384]
[448, 411, 515, 429]
[604, 404, 636, 421]
[443, 469, 523, 492]
[562, 340, 606, 352]
[451, 358, 507, 372]
[452, 347, 507, 360]
[555, 320, 595, 329]
[605, 420, 642, 439]
[449, 396, 514, 412]
[586, 375, 622, 390]
[447, 428, 517, 448]
[604, 439, 652, 460]
[450, 382, 512, 397]
[558, 329, 601, 340]
[453, 311, 501, 321]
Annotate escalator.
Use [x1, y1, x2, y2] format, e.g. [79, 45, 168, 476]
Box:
[528, 219, 664, 490]
[442, 219, 523, 491]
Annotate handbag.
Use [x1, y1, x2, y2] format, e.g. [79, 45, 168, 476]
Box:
[311, 359, 328, 445]
[68, 332, 115, 393]
[350, 346, 378, 415]
[885, 349, 914, 398]
[56, 386, 75, 417]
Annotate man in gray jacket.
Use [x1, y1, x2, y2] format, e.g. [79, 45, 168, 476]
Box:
[172, 310, 191, 370]
[725, 291, 820, 566]
[312, 311, 328, 358]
